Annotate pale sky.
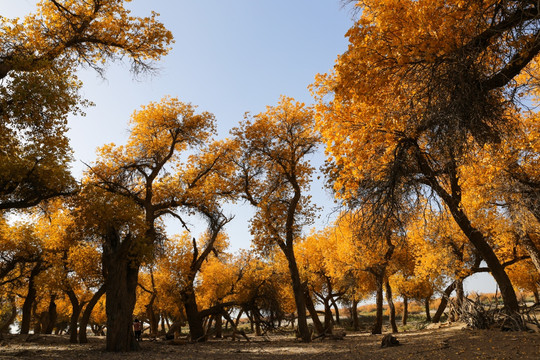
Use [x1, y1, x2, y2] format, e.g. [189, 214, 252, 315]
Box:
[1, 0, 497, 294]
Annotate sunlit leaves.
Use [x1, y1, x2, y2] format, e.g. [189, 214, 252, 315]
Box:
[0, 0, 174, 77]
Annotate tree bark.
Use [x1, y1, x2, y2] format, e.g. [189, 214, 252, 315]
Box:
[521, 234, 540, 276]
[44, 295, 57, 334]
[215, 314, 223, 338]
[402, 296, 408, 326]
[66, 288, 84, 344]
[182, 288, 205, 342]
[371, 272, 384, 335]
[284, 246, 311, 342]
[102, 230, 140, 352]
[253, 311, 262, 336]
[323, 297, 334, 334]
[425, 297, 432, 322]
[415, 146, 520, 312]
[20, 261, 42, 334]
[331, 297, 341, 325]
[79, 284, 105, 343]
[145, 295, 159, 338]
[351, 299, 359, 331]
[456, 279, 464, 309]
[304, 287, 325, 335]
[385, 279, 398, 333]
[432, 281, 457, 323]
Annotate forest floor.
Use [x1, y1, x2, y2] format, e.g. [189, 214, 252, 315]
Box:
[0, 322, 539, 360]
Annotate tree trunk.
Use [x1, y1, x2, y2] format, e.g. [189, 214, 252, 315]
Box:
[371, 272, 384, 335]
[44, 295, 57, 334]
[331, 297, 341, 325]
[102, 230, 140, 352]
[32, 302, 41, 335]
[284, 246, 311, 342]
[66, 288, 84, 344]
[145, 295, 159, 338]
[351, 299, 359, 331]
[182, 287, 205, 342]
[521, 234, 540, 276]
[446, 205, 518, 311]
[416, 148, 520, 312]
[456, 279, 464, 309]
[385, 279, 398, 333]
[402, 296, 408, 326]
[235, 309, 243, 328]
[425, 297, 432, 322]
[79, 284, 106, 343]
[432, 281, 457, 323]
[20, 261, 41, 335]
[254, 311, 262, 336]
[160, 313, 167, 335]
[215, 314, 222, 338]
[304, 287, 325, 335]
[323, 298, 334, 334]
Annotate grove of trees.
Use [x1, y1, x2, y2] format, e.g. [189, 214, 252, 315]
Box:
[1, 0, 539, 352]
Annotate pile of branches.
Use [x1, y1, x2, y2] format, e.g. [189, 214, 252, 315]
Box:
[449, 294, 539, 332]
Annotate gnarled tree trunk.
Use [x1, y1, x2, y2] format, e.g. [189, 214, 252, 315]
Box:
[182, 287, 205, 342]
[103, 230, 140, 352]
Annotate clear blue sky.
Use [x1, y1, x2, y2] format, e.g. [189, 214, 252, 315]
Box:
[1, 0, 497, 294]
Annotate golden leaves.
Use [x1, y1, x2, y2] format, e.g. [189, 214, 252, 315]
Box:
[1, 0, 174, 75]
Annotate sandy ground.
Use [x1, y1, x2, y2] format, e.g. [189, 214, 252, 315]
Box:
[0, 323, 539, 360]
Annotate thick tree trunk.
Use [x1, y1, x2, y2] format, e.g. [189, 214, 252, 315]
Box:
[402, 296, 408, 326]
[385, 279, 398, 333]
[371, 272, 384, 335]
[79, 285, 105, 344]
[432, 281, 457, 323]
[32, 302, 41, 334]
[44, 295, 57, 334]
[351, 299, 359, 331]
[182, 287, 205, 342]
[102, 230, 140, 352]
[425, 297, 432, 322]
[20, 261, 41, 335]
[254, 311, 262, 336]
[304, 287, 325, 335]
[284, 246, 311, 342]
[215, 314, 222, 338]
